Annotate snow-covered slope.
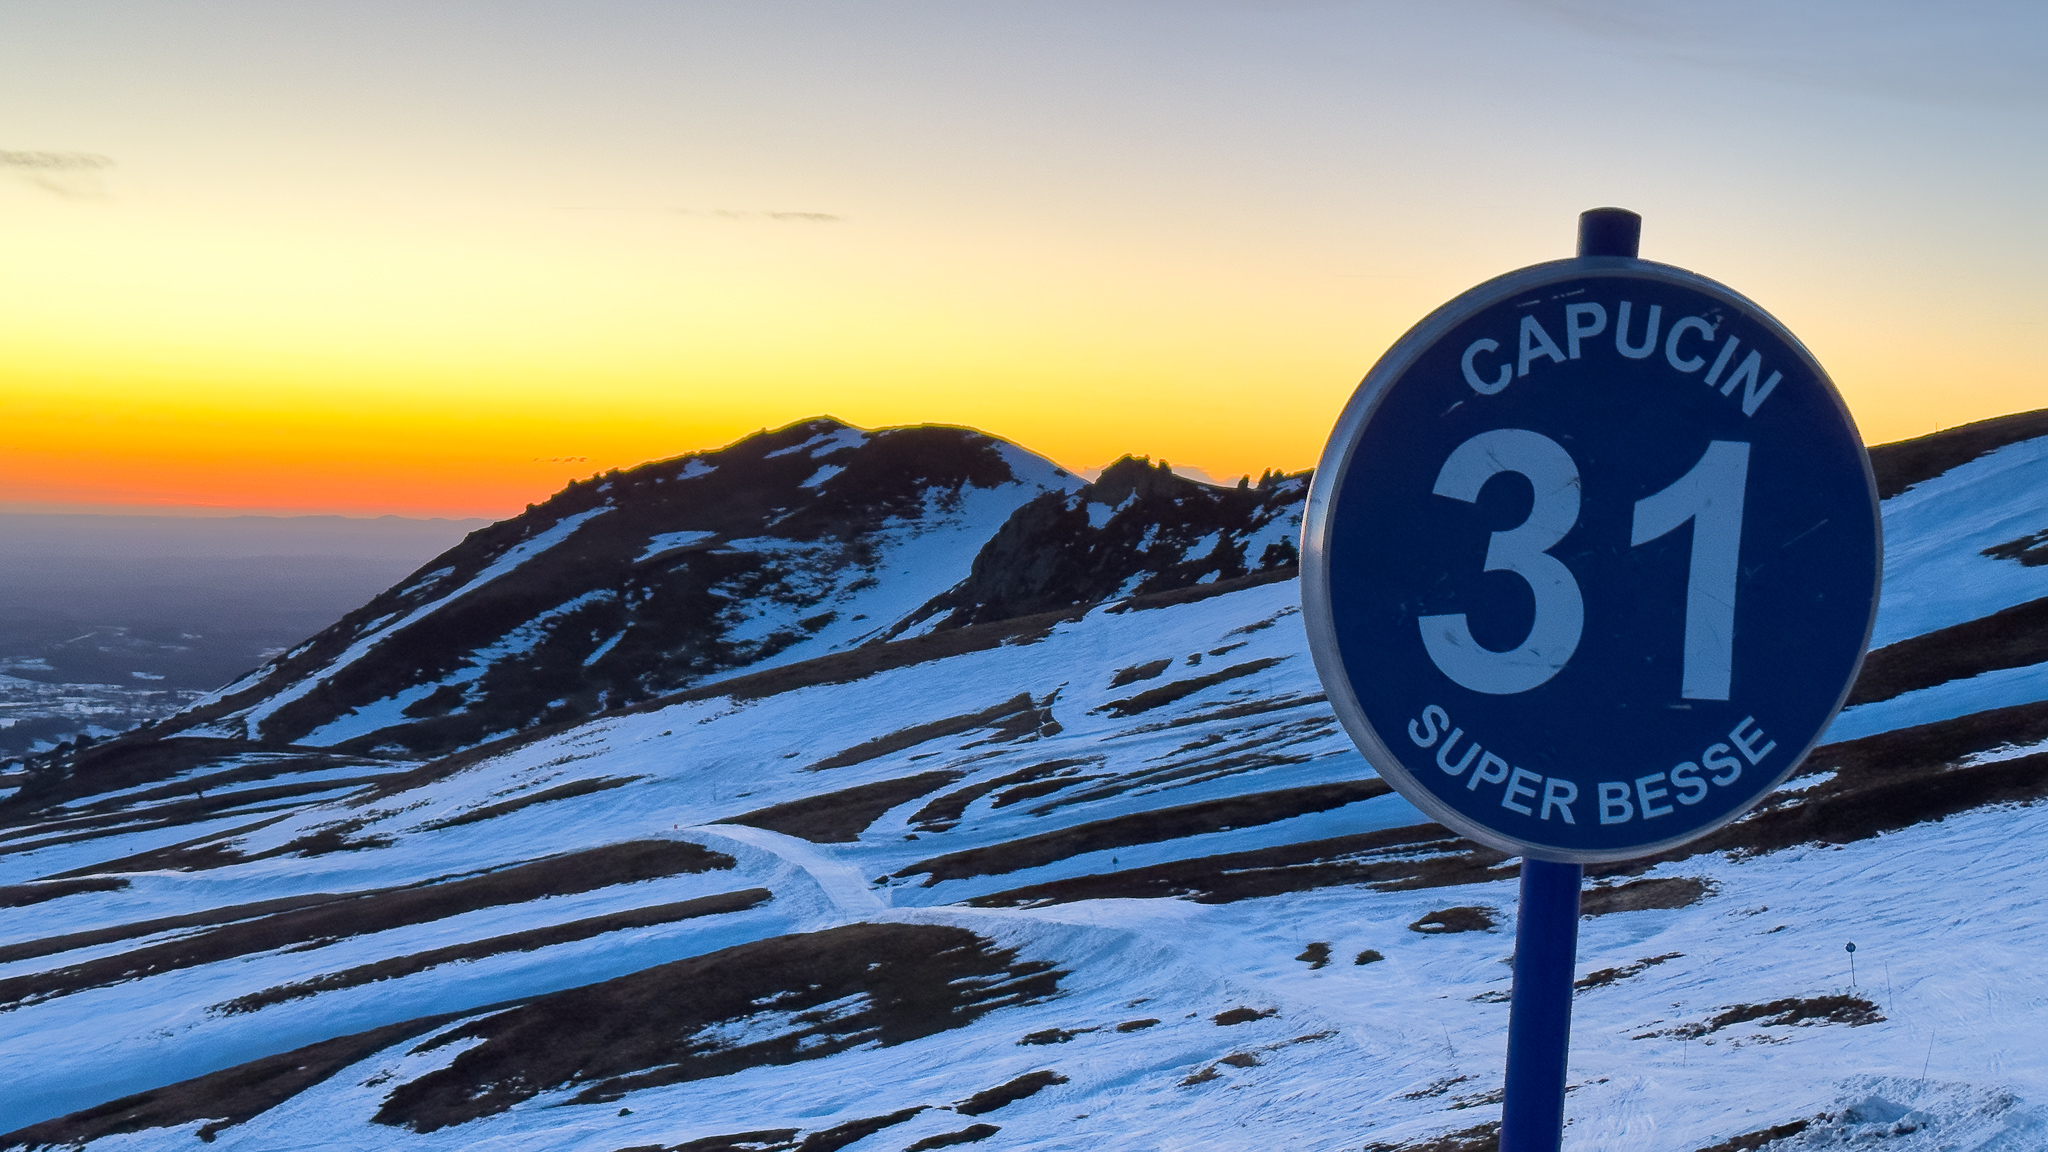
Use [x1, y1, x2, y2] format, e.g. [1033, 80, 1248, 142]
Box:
[3, 412, 2048, 1152]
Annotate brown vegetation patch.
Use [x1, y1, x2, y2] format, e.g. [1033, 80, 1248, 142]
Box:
[621, 1110, 937, 1152]
[1580, 877, 1712, 917]
[725, 773, 962, 842]
[1984, 530, 2048, 566]
[1575, 953, 1682, 992]
[1115, 1018, 1160, 1032]
[1094, 659, 1285, 718]
[1356, 949, 1385, 965]
[809, 695, 1042, 770]
[903, 1125, 1000, 1150]
[1866, 407, 2048, 498]
[0, 875, 127, 908]
[1213, 1007, 1276, 1026]
[0, 1014, 459, 1149]
[1643, 995, 1883, 1040]
[0, 839, 730, 1010]
[1362, 1121, 1499, 1152]
[909, 760, 1095, 831]
[1849, 596, 2048, 706]
[1018, 1026, 1095, 1045]
[1296, 942, 1331, 969]
[1399, 1076, 1472, 1101]
[1109, 659, 1172, 688]
[372, 923, 1059, 1132]
[897, 780, 1390, 885]
[991, 774, 1105, 809]
[969, 823, 1514, 907]
[795, 1108, 927, 1152]
[1409, 907, 1496, 934]
[955, 1070, 1068, 1115]
[1104, 565, 1299, 613]
[421, 775, 641, 830]
[1159, 693, 1328, 730]
[1449, 1088, 1504, 1111]
[1692, 1118, 1812, 1152]
[215, 888, 771, 1014]
[651, 1130, 801, 1152]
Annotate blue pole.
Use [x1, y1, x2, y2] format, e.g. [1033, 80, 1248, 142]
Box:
[1497, 207, 1637, 1152]
[1500, 858, 1583, 1152]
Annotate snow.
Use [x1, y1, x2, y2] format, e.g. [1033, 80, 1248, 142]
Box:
[765, 426, 866, 459]
[1872, 434, 2048, 648]
[696, 475, 1074, 677]
[82, 798, 2048, 1152]
[293, 681, 451, 748]
[1824, 659, 2048, 744]
[636, 529, 719, 563]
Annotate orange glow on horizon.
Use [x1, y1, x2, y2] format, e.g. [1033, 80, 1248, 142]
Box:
[4, 4, 2044, 521]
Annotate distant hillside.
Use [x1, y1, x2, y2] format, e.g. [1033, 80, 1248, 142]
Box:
[0, 514, 485, 760]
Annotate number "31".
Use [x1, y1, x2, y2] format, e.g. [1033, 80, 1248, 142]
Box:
[1418, 429, 1749, 700]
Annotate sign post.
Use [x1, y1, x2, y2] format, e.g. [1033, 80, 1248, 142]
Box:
[1301, 208, 1880, 1151]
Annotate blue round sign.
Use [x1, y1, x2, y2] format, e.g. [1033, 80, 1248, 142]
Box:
[1302, 257, 1880, 862]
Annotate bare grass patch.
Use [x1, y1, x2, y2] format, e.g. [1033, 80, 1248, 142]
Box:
[724, 773, 961, 842]
[371, 923, 1060, 1132]
[898, 780, 1390, 885]
[1408, 907, 1496, 934]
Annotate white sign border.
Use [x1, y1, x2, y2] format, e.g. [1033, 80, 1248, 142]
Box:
[1300, 255, 1882, 864]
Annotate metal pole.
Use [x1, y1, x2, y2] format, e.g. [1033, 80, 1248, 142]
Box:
[1500, 858, 1583, 1152]
[1497, 208, 1635, 1152]
[1576, 206, 1641, 260]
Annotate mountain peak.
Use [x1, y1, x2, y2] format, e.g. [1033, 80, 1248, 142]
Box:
[146, 420, 1074, 757]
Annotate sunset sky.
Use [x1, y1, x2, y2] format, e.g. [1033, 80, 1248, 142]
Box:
[4, 1, 2045, 517]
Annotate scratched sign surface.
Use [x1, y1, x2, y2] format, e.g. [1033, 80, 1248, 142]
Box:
[1302, 260, 1880, 862]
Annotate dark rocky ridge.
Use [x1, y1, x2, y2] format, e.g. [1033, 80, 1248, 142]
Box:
[893, 457, 1306, 634]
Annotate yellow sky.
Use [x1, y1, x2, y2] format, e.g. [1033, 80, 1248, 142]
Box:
[3, 2, 2043, 517]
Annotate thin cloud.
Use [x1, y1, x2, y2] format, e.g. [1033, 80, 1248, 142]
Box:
[1, 150, 115, 199]
[676, 208, 846, 223]
[551, 206, 846, 223]
[0, 151, 112, 170]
